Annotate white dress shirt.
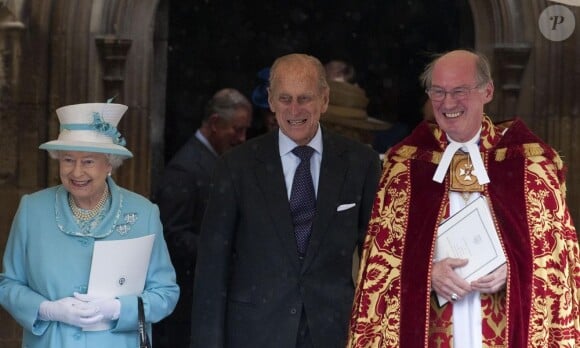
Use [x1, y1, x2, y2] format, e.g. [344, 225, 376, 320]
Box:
[278, 125, 323, 199]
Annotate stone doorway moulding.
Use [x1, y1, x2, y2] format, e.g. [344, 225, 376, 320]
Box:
[91, 0, 168, 198]
[468, 0, 532, 121]
[40, 0, 168, 198]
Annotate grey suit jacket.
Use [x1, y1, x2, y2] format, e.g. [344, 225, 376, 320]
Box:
[156, 135, 217, 264]
[191, 128, 381, 348]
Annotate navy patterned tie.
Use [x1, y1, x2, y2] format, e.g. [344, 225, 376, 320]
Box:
[289, 146, 316, 256]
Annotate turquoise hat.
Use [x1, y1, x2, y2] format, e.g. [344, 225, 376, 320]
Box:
[39, 102, 133, 158]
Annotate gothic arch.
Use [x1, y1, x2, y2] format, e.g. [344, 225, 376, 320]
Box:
[40, 0, 168, 196]
[469, 0, 532, 121]
[1, 1, 579, 345]
[469, 0, 580, 227]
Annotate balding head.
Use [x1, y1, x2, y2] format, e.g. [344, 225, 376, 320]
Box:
[269, 54, 329, 94]
[420, 50, 493, 89]
[421, 49, 494, 142]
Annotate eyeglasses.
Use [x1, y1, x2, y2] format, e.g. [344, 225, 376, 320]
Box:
[426, 84, 483, 101]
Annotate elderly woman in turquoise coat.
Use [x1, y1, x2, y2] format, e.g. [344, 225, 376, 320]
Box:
[0, 102, 179, 347]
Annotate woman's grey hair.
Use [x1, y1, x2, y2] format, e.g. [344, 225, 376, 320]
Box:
[49, 150, 125, 170]
[105, 154, 124, 170]
[419, 50, 493, 89]
[203, 88, 252, 122]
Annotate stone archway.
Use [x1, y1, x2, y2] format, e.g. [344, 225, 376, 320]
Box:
[469, 0, 580, 225]
[469, 0, 532, 121]
[0, 1, 169, 345]
[0, 1, 579, 346]
[39, 0, 168, 198]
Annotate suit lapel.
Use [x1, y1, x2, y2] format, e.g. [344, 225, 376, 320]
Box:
[253, 132, 302, 271]
[303, 131, 348, 270]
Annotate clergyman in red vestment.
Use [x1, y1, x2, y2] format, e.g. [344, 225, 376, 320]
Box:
[347, 50, 580, 347]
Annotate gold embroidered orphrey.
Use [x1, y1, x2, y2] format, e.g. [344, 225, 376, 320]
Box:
[450, 152, 484, 192]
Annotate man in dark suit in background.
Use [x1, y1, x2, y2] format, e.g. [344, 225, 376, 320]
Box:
[190, 53, 381, 348]
[153, 88, 252, 348]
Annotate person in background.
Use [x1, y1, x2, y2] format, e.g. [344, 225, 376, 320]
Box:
[372, 94, 432, 154]
[421, 93, 435, 122]
[0, 102, 179, 348]
[347, 49, 580, 347]
[190, 53, 381, 348]
[321, 60, 391, 150]
[153, 88, 252, 348]
[248, 67, 278, 138]
[325, 59, 357, 84]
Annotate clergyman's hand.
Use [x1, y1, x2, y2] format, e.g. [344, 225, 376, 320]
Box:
[471, 263, 507, 294]
[431, 257, 472, 302]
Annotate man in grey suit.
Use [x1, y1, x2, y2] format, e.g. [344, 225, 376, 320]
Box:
[153, 88, 252, 348]
[190, 53, 381, 348]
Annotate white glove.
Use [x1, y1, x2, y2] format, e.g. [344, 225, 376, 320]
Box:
[74, 292, 121, 320]
[38, 297, 103, 328]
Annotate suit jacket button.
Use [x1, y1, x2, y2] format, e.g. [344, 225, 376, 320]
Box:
[290, 307, 297, 315]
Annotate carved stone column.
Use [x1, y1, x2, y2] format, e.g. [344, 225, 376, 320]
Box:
[95, 36, 132, 100]
[0, 10, 26, 348]
[0, 13, 25, 186]
[494, 45, 532, 119]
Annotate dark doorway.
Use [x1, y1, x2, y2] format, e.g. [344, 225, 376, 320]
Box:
[164, 0, 474, 160]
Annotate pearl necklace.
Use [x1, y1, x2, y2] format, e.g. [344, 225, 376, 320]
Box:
[68, 183, 110, 221]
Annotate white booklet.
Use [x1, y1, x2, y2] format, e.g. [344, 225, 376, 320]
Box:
[435, 196, 506, 306]
[84, 234, 155, 330]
